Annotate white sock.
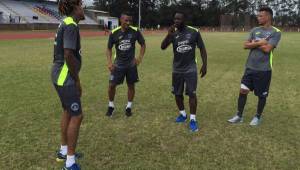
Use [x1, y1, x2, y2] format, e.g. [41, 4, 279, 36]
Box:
[108, 101, 115, 108]
[126, 101, 132, 109]
[60, 145, 67, 155]
[66, 155, 75, 168]
[190, 114, 196, 121]
[179, 110, 187, 117]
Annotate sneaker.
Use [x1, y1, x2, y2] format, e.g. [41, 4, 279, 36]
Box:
[106, 107, 114, 117]
[250, 116, 261, 126]
[175, 114, 187, 123]
[62, 163, 81, 170]
[125, 107, 132, 117]
[189, 120, 199, 132]
[227, 115, 243, 123]
[56, 151, 83, 162]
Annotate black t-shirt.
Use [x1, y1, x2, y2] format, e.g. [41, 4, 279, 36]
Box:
[171, 26, 204, 73]
[52, 17, 81, 86]
[108, 26, 145, 68]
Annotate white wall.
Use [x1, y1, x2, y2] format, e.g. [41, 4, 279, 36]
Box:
[97, 16, 118, 29]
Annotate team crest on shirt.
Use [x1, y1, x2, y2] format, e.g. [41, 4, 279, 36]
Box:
[185, 34, 191, 39]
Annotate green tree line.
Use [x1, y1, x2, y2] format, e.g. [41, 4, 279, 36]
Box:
[92, 0, 300, 27]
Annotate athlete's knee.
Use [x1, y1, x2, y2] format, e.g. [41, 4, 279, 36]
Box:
[188, 91, 197, 98]
[67, 110, 83, 118]
[109, 83, 116, 90]
[175, 95, 184, 99]
[74, 113, 83, 119]
[258, 96, 267, 101]
[127, 83, 135, 90]
[240, 88, 249, 95]
[240, 83, 250, 94]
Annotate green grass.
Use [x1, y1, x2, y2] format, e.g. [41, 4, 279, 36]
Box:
[0, 32, 299, 170]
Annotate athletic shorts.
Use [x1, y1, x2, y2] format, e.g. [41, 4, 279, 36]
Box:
[241, 68, 272, 97]
[172, 72, 198, 97]
[109, 65, 139, 85]
[54, 84, 82, 116]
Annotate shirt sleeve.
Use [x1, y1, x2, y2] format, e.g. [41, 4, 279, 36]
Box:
[107, 33, 114, 49]
[268, 31, 281, 48]
[247, 28, 255, 41]
[63, 25, 78, 50]
[136, 30, 145, 45]
[196, 32, 205, 49]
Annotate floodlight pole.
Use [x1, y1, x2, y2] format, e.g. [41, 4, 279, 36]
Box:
[138, 0, 141, 29]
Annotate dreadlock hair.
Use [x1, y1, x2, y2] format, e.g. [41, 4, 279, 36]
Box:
[58, 0, 81, 16]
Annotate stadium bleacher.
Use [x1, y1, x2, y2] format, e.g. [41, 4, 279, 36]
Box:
[0, 0, 97, 25]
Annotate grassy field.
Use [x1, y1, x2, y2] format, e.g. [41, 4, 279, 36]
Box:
[0, 32, 299, 170]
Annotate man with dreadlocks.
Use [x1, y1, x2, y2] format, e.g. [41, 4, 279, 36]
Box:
[51, 0, 85, 169]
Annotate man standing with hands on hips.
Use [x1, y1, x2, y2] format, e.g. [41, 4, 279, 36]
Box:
[106, 12, 146, 117]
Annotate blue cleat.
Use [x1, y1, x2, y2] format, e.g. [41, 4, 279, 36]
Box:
[189, 120, 199, 132]
[62, 163, 81, 170]
[175, 114, 187, 123]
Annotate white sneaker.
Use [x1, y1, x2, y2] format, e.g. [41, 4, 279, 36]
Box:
[227, 115, 243, 123]
[250, 116, 261, 126]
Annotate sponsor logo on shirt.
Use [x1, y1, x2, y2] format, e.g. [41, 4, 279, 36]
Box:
[118, 40, 131, 51]
[176, 40, 192, 53]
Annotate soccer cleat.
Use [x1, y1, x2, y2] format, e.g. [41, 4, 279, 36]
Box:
[56, 151, 83, 162]
[56, 152, 66, 162]
[61, 163, 81, 170]
[175, 114, 187, 123]
[249, 116, 261, 126]
[189, 120, 199, 132]
[125, 107, 132, 117]
[106, 107, 114, 117]
[227, 115, 243, 123]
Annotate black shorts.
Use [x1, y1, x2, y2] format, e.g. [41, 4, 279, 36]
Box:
[172, 72, 198, 97]
[109, 66, 139, 85]
[241, 68, 272, 97]
[54, 84, 82, 116]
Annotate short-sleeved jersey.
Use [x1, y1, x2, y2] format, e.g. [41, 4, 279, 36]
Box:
[171, 26, 205, 73]
[51, 17, 81, 86]
[246, 26, 281, 71]
[108, 26, 145, 68]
